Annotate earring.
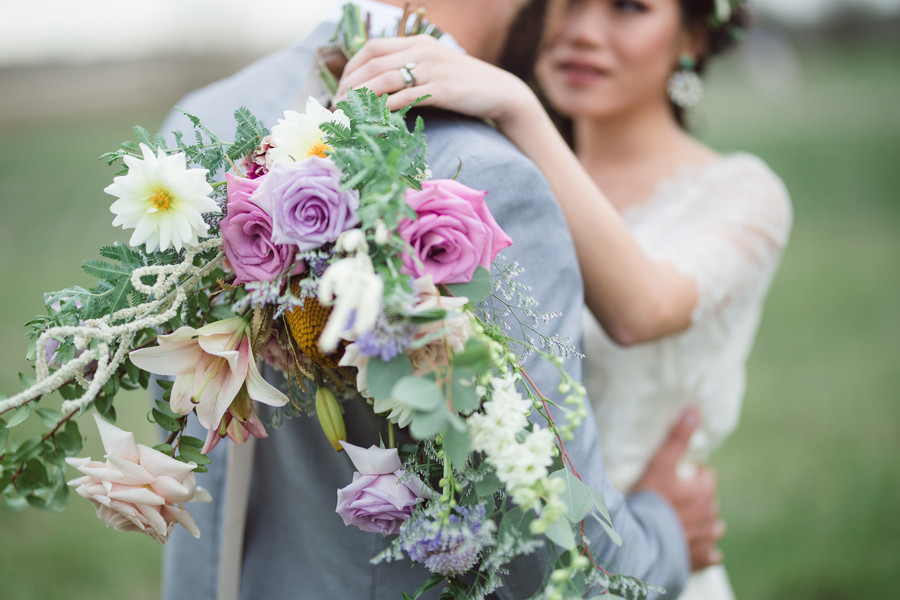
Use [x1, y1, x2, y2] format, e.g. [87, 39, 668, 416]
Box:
[667, 55, 703, 108]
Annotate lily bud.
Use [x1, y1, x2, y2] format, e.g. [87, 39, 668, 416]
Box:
[316, 387, 347, 452]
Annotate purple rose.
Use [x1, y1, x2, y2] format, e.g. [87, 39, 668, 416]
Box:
[221, 173, 302, 285]
[257, 157, 360, 251]
[336, 442, 432, 536]
[397, 179, 513, 284]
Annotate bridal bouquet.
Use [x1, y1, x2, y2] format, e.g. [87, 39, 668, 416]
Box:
[0, 5, 647, 600]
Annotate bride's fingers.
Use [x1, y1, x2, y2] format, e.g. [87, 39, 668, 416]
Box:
[343, 36, 427, 76]
[383, 86, 439, 112]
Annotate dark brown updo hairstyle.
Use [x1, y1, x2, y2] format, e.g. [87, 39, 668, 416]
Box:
[499, 0, 750, 144]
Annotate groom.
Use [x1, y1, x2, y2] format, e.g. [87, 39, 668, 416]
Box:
[160, 1, 722, 598]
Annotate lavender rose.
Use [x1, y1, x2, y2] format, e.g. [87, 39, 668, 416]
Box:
[398, 179, 513, 284]
[221, 173, 302, 285]
[336, 442, 432, 536]
[256, 157, 360, 251]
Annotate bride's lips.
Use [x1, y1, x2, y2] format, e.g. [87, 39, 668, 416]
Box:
[553, 59, 611, 86]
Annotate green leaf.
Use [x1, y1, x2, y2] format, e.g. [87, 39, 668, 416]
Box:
[94, 395, 116, 423]
[590, 511, 622, 546]
[441, 422, 469, 469]
[391, 376, 443, 412]
[178, 444, 212, 466]
[16, 459, 49, 494]
[367, 354, 413, 400]
[410, 573, 444, 599]
[6, 403, 31, 428]
[18, 372, 36, 390]
[152, 409, 182, 432]
[475, 467, 502, 498]
[444, 266, 492, 305]
[153, 443, 174, 455]
[179, 435, 204, 449]
[0, 417, 7, 453]
[449, 367, 480, 413]
[34, 407, 63, 428]
[409, 407, 450, 440]
[550, 469, 593, 523]
[498, 507, 534, 542]
[544, 518, 576, 550]
[451, 339, 492, 373]
[56, 420, 83, 456]
[403, 307, 447, 324]
[588, 486, 613, 527]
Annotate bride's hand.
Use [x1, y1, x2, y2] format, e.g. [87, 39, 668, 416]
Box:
[336, 35, 539, 128]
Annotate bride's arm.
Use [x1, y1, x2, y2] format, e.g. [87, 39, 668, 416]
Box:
[338, 37, 697, 345]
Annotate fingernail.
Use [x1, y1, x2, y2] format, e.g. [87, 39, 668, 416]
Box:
[714, 521, 727, 537]
[683, 409, 698, 427]
[709, 549, 723, 564]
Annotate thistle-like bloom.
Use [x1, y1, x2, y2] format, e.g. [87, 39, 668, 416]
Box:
[129, 316, 288, 440]
[66, 414, 212, 544]
[399, 503, 495, 577]
[267, 97, 350, 166]
[105, 143, 218, 252]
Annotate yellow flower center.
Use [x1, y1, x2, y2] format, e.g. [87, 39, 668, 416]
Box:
[151, 190, 171, 211]
[307, 140, 330, 159]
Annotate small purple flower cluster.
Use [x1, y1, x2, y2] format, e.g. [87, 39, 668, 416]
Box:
[353, 315, 415, 362]
[399, 503, 494, 578]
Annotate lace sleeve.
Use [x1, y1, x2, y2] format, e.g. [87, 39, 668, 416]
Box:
[663, 155, 793, 324]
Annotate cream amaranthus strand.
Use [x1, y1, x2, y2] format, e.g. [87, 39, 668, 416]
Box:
[0, 239, 224, 417]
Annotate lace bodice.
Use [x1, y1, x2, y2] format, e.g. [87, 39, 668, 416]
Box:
[584, 153, 792, 492]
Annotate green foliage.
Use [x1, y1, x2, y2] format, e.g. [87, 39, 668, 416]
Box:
[444, 266, 492, 305]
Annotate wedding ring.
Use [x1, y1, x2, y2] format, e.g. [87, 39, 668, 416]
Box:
[399, 62, 417, 88]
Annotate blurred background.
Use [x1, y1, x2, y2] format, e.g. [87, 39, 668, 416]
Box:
[1, 1, 898, 598]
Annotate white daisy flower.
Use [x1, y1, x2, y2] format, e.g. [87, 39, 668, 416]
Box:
[267, 97, 350, 166]
[105, 143, 218, 252]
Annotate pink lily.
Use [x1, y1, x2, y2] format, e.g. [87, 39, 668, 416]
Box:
[129, 316, 288, 446]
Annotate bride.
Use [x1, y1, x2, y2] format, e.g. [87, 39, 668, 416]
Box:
[338, 0, 791, 597]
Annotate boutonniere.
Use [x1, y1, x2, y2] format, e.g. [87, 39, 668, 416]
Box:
[317, 2, 443, 96]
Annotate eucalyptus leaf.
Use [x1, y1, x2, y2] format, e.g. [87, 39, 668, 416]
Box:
[550, 469, 593, 523]
[441, 422, 470, 469]
[588, 486, 613, 527]
[6, 403, 32, 428]
[409, 407, 450, 440]
[498, 507, 534, 542]
[444, 266, 492, 305]
[590, 511, 622, 546]
[153, 443, 174, 456]
[391, 376, 443, 412]
[475, 468, 502, 498]
[449, 368, 480, 413]
[544, 518, 576, 550]
[0, 422, 7, 453]
[451, 339, 492, 373]
[367, 354, 413, 400]
[2, 494, 29, 512]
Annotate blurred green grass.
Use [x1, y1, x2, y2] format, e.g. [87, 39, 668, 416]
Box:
[1, 34, 898, 599]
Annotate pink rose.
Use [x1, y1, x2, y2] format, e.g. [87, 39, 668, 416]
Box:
[336, 442, 432, 536]
[397, 179, 512, 284]
[221, 173, 303, 285]
[65, 414, 212, 544]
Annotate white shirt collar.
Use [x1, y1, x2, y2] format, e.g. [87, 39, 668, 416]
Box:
[326, 0, 465, 53]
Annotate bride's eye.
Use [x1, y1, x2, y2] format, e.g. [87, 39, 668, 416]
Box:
[613, 0, 649, 13]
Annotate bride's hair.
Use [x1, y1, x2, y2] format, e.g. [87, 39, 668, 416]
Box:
[500, 0, 749, 141]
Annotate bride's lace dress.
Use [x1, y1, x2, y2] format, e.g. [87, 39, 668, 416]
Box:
[583, 153, 792, 599]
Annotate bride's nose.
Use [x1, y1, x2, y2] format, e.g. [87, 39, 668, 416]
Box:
[557, 0, 610, 50]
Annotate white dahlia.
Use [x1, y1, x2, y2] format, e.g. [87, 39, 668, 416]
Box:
[267, 97, 350, 166]
[105, 143, 218, 252]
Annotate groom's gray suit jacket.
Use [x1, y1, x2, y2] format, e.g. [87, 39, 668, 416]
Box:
[159, 22, 689, 600]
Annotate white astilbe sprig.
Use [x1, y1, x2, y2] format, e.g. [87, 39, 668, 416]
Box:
[0, 239, 224, 417]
